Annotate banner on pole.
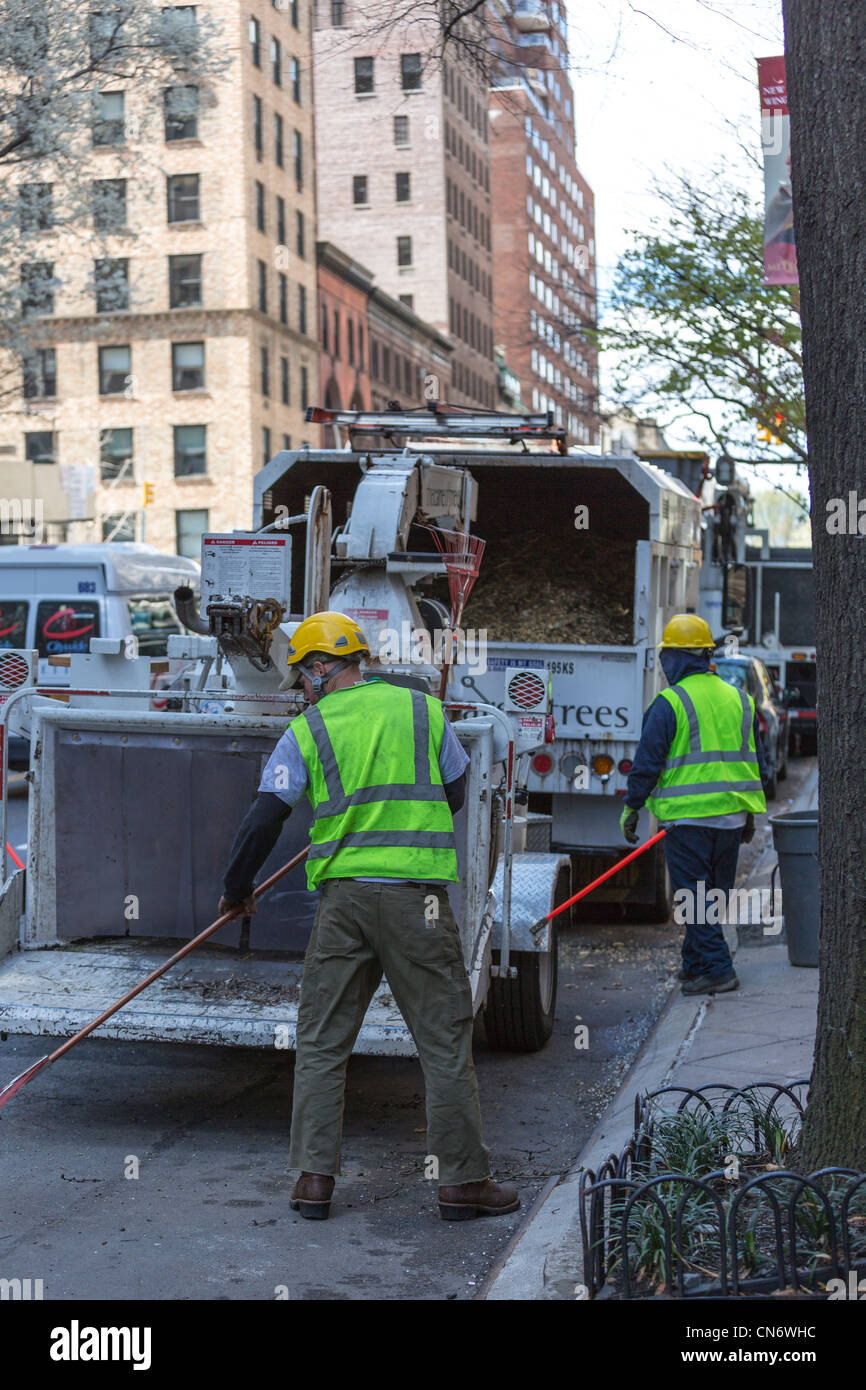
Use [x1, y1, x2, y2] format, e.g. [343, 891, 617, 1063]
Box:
[758, 55, 798, 286]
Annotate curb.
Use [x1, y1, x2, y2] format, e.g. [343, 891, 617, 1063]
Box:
[482, 762, 819, 1301]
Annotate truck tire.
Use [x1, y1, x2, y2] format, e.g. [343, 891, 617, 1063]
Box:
[483, 866, 568, 1052]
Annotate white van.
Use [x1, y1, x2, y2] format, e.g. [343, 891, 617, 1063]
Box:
[0, 542, 199, 765]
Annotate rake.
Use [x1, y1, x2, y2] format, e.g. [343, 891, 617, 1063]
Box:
[424, 524, 486, 699]
[0, 843, 311, 1113]
[529, 830, 667, 935]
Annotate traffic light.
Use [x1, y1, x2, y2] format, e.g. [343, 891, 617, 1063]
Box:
[758, 413, 784, 446]
[142, 482, 155, 506]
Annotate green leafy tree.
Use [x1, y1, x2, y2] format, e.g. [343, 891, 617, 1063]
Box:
[601, 172, 806, 464]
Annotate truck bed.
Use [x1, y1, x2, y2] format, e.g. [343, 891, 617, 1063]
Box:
[0, 940, 416, 1056]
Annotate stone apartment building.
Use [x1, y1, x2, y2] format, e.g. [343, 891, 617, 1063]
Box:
[488, 0, 599, 444]
[312, 1, 497, 410]
[0, 0, 319, 558]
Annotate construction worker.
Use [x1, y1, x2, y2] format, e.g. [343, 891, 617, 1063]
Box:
[619, 615, 769, 995]
[218, 611, 519, 1223]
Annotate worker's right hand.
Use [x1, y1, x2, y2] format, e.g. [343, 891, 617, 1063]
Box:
[619, 806, 639, 845]
[218, 894, 257, 919]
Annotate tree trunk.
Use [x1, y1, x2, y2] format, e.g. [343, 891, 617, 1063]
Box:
[783, 0, 866, 1170]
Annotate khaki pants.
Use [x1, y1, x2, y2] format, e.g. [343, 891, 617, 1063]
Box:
[288, 879, 491, 1186]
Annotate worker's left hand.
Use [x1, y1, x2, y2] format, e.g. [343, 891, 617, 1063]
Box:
[218, 894, 257, 919]
[619, 806, 639, 845]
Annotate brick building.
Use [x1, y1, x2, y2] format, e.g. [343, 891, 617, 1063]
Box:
[0, 0, 319, 558]
[488, 0, 599, 443]
[312, 2, 496, 410]
[316, 240, 453, 442]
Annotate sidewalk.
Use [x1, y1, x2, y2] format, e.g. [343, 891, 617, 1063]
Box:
[483, 762, 820, 1301]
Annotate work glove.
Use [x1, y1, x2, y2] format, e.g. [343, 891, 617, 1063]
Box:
[619, 806, 639, 846]
[742, 813, 756, 845]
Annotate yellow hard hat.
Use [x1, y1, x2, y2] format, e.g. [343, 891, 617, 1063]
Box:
[286, 610, 370, 668]
[658, 614, 715, 650]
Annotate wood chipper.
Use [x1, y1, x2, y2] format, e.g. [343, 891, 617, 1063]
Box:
[0, 409, 575, 1058]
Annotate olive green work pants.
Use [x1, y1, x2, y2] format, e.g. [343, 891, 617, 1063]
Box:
[288, 878, 492, 1186]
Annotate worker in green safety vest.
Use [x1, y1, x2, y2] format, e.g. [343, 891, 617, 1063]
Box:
[219, 610, 519, 1223]
[619, 614, 769, 995]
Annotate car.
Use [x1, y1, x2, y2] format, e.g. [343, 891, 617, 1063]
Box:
[710, 653, 790, 799]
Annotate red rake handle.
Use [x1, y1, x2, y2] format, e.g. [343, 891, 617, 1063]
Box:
[0, 844, 311, 1112]
[532, 830, 667, 933]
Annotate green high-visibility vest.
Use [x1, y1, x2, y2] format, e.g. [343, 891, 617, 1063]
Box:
[646, 673, 767, 822]
[291, 679, 459, 889]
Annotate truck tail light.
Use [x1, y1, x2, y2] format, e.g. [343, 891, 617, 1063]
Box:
[532, 752, 553, 775]
[618, 759, 633, 774]
[592, 755, 614, 776]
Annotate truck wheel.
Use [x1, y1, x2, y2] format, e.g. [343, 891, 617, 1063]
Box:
[630, 842, 672, 924]
[483, 865, 568, 1053]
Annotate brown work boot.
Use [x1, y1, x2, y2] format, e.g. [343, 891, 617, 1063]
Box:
[437, 1178, 520, 1222]
[290, 1172, 335, 1220]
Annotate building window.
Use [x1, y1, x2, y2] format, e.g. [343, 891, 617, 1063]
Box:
[281, 355, 289, 405]
[261, 346, 270, 396]
[274, 112, 284, 167]
[99, 427, 133, 482]
[18, 183, 53, 231]
[102, 513, 136, 542]
[358, 323, 364, 369]
[276, 195, 286, 247]
[24, 431, 55, 465]
[174, 423, 206, 476]
[397, 235, 412, 267]
[333, 310, 340, 358]
[255, 180, 266, 232]
[98, 345, 131, 395]
[371, 339, 379, 379]
[296, 209, 305, 257]
[331, 0, 345, 23]
[167, 173, 200, 223]
[293, 130, 302, 189]
[321, 301, 329, 349]
[249, 15, 261, 66]
[271, 35, 282, 84]
[176, 508, 208, 559]
[282, 433, 291, 450]
[354, 56, 374, 94]
[291, 0, 299, 27]
[394, 114, 409, 146]
[395, 171, 410, 202]
[253, 95, 263, 155]
[398, 294, 413, 310]
[353, 174, 368, 206]
[401, 53, 421, 91]
[291, 56, 301, 103]
[279, 272, 288, 324]
[23, 348, 56, 399]
[169, 253, 202, 307]
[298, 283, 307, 334]
[93, 91, 125, 146]
[18, 261, 51, 320]
[164, 86, 198, 141]
[300, 364, 309, 411]
[172, 341, 205, 391]
[94, 258, 129, 312]
[257, 259, 267, 312]
[93, 178, 126, 230]
[347, 319, 355, 365]
[262, 426, 271, 465]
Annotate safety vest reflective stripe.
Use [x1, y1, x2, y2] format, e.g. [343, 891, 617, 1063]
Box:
[301, 689, 445, 818]
[662, 683, 753, 769]
[307, 829, 457, 860]
[650, 778, 764, 799]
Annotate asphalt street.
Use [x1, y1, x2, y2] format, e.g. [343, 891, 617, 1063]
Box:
[0, 758, 815, 1301]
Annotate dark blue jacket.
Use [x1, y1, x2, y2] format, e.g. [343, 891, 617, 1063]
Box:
[626, 650, 770, 811]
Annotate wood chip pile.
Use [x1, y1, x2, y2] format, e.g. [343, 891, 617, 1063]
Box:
[463, 530, 635, 645]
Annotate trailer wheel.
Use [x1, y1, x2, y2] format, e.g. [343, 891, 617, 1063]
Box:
[482, 866, 568, 1052]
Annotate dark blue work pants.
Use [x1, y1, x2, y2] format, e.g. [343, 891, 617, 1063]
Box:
[664, 824, 742, 979]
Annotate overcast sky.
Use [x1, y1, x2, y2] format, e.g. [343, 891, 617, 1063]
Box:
[563, 0, 793, 472]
